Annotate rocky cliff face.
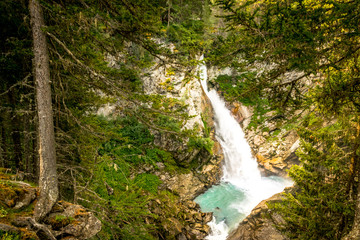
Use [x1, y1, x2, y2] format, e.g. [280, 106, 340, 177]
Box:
[137, 58, 224, 239]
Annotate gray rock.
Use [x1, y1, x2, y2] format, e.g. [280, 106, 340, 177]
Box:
[11, 217, 31, 227]
[0, 223, 21, 234]
[176, 233, 187, 240]
[227, 192, 289, 240]
[14, 187, 36, 209]
[253, 135, 266, 146]
[48, 202, 101, 240]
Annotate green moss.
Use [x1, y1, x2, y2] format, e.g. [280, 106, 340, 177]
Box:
[0, 231, 21, 240]
[134, 174, 161, 194]
[49, 215, 75, 230]
[0, 207, 7, 218]
[188, 136, 214, 154]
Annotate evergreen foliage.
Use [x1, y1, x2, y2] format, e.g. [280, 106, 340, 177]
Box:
[215, 0, 360, 238]
[4, 0, 360, 238]
[0, 0, 214, 238]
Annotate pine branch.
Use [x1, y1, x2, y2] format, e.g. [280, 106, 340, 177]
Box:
[0, 73, 32, 97]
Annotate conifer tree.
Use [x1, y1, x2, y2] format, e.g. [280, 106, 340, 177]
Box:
[29, 0, 58, 220]
[215, 0, 360, 238]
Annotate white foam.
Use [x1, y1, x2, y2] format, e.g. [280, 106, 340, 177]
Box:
[199, 55, 292, 239]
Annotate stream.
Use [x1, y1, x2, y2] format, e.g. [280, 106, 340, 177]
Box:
[194, 56, 292, 240]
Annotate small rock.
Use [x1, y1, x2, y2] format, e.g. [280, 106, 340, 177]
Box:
[270, 157, 287, 169]
[202, 212, 213, 223]
[193, 223, 204, 230]
[176, 233, 187, 240]
[201, 224, 210, 234]
[11, 217, 31, 227]
[186, 200, 197, 209]
[188, 229, 203, 239]
[14, 188, 36, 209]
[265, 110, 277, 117]
[193, 212, 203, 222]
[254, 135, 266, 146]
[201, 164, 215, 174]
[0, 223, 21, 234]
[156, 162, 165, 170]
[255, 153, 266, 164]
[60, 237, 78, 240]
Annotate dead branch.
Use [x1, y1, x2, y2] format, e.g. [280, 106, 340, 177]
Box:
[0, 73, 32, 97]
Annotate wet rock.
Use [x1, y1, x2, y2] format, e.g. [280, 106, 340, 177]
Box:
[193, 212, 203, 222]
[201, 164, 216, 174]
[202, 212, 213, 223]
[188, 229, 203, 239]
[227, 191, 290, 240]
[186, 200, 197, 209]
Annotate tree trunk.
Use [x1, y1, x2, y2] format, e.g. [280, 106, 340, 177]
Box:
[29, 0, 58, 221]
[343, 185, 360, 240]
[342, 124, 360, 240]
[167, 0, 171, 27]
[0, 126, 4, 168]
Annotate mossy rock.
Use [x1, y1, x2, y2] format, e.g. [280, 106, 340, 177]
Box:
[46, 214, 74, 230]
[0, 182, 20, 208]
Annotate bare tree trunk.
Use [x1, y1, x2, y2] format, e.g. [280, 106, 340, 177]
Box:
[167, 0, 171, 27]
[342, 123, 360, 240]
[343, 185, 360, 240]
[0, 126, 4, 168]
[29, 0, 58, 221]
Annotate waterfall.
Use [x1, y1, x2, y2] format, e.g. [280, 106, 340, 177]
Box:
[195, 56, 292, 239]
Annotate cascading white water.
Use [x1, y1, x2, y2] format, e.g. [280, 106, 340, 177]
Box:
[195, 56, 292, 239]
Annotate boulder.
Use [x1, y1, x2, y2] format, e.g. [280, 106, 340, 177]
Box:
[0, 180, 37, 209]
[227, 191, 290, 240]
[13, 187, 37, 209]
[46, 201, 101, 240]
[230, 102, 253, 129]
[164, 172, 205, 200]
[0, 223, 21, 234]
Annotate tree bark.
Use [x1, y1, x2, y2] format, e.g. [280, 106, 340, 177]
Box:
[0, 126, 4, 168]
[342, 123, 360, 240]
[343, 186, 360, 240]
[29, 0, 58, 221]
